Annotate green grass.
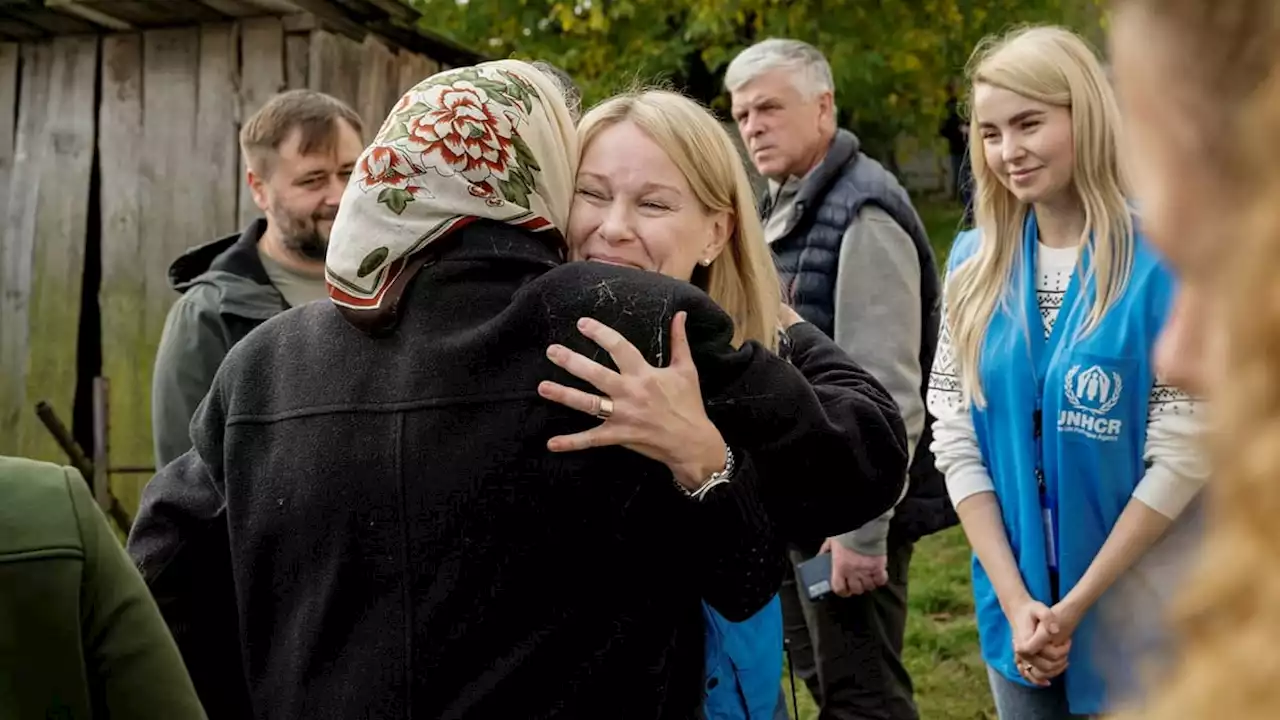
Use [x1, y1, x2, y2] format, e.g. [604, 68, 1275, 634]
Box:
[781, 199, 994, 720]
[918, 197, 970, 265]
[780, 528, 994, 720]
[903, 527, 993, 720]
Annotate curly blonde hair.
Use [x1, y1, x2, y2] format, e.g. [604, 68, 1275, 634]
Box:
[1110, 1, 1280, 718]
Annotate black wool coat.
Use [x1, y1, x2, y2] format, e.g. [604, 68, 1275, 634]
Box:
[128, 221, 907, 720]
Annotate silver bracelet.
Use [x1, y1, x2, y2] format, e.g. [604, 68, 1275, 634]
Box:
[678, 446, 736, 501]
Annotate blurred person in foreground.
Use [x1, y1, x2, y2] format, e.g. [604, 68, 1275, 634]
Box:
[126, 60, 908, 719]
[1105, 1, 1280, 718]
[0, 456, 205, 719]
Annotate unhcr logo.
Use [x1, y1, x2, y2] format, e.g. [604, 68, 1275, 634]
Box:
[1058, 365, 1124, 441]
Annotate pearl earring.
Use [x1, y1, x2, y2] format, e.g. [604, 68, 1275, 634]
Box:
[700, 258, 712, 266]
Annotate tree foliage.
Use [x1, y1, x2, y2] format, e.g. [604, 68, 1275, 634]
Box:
[410, 0, 1105, 157]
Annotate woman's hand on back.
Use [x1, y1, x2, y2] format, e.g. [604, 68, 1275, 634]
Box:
[538, 312, 728, 491]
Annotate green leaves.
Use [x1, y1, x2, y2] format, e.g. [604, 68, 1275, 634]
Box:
[498, 177, 532, 208]
[511, 134, 541, 173]
[378, 187, 415, 215]
[358, 246, 391, 277]
[496, 135, 540, 209]
[408, 0, 1105, 154]
[383, 121, 412, 143]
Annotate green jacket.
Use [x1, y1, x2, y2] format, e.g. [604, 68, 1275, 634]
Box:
[152, 219, 287, 468]
[0, 456, 206, 719]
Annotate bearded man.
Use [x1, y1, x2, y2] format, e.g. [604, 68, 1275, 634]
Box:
[150, 90, 365, 468]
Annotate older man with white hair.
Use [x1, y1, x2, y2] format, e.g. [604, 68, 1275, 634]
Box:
[727, 39, 952, 720]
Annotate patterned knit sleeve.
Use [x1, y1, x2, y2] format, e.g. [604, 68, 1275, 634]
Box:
[926, 312, 996, 508]
[1133, 382, 1209, 519]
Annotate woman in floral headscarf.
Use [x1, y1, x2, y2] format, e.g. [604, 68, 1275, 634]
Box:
[127, 60, 907, 720]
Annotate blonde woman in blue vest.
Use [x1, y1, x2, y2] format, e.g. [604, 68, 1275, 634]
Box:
[925, 25, 1209, 719]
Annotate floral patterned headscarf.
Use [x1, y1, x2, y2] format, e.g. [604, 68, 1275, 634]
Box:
[326, 59, 579, 333]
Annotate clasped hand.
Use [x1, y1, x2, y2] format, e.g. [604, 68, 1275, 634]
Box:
[1009, 598, 1081, 687]
[536, 312, 727, 490]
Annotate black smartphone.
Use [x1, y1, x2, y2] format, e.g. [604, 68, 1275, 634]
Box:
[796, 552, 834, 600]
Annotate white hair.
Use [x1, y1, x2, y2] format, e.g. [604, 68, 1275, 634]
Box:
[724, 38, 834, 99]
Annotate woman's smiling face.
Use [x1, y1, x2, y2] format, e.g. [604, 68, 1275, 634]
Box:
[567, 120, 729, 281]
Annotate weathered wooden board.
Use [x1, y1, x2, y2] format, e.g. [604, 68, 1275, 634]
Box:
[379, 44, 403, 133]
[0, 41, 51, 456]
[308, 29, 361, 112]
[141, 28, 202, 355]
[198, 23, 240, 238]
[285, 32, 309, 90]
[98, 32, 148, 513]
[396, 50, 439, 98]
[123, 28, 203, 511]
[356, 36, 397, 136]
[14, 36, 98, 463]
[236, 16, 285, 229]
[0, 43, 18, 246]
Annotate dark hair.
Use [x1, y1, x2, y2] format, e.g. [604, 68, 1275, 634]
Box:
[239, 89, 364, 176]
[530, 60, 583, 122]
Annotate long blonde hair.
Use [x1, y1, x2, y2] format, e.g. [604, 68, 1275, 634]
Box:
[576, 90, 781, 351]
[1108, 2, 1280, 718]
[946, 26, 1133, 406]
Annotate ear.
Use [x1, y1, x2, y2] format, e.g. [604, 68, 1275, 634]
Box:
[246, 168, 270, 212]
[816, 90, 836, 129]
[702, 210, 733, 264]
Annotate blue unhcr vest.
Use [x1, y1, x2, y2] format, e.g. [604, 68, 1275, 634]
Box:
[701, 596, 783, 719]
[947, 213, 1175, 715]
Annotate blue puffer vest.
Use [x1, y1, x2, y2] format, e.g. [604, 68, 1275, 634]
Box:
[762, 129, 953, 544]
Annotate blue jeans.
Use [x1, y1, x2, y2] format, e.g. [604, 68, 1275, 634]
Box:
[987, 666, 1092, 720]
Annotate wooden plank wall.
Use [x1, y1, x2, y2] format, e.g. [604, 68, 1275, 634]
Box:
[236, 17, 285, 229]
[0, 42, 20, 450]
[398, 52, 441, 97]
[0, 38, 97, 462]
[307, 30, 432, 137]
[99, 33, 148, 512]
[0, 19, 452, 513]
[307, 30, 361, 116]
[0, 44, 17, 242]
[102, 23, 248, 511]
[24, 36, 99, 462]
[0, 42, 49, 458]
[284, 30, 309, 91]
[197, 24, 240, 238]
[357, 36, 397, 136]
